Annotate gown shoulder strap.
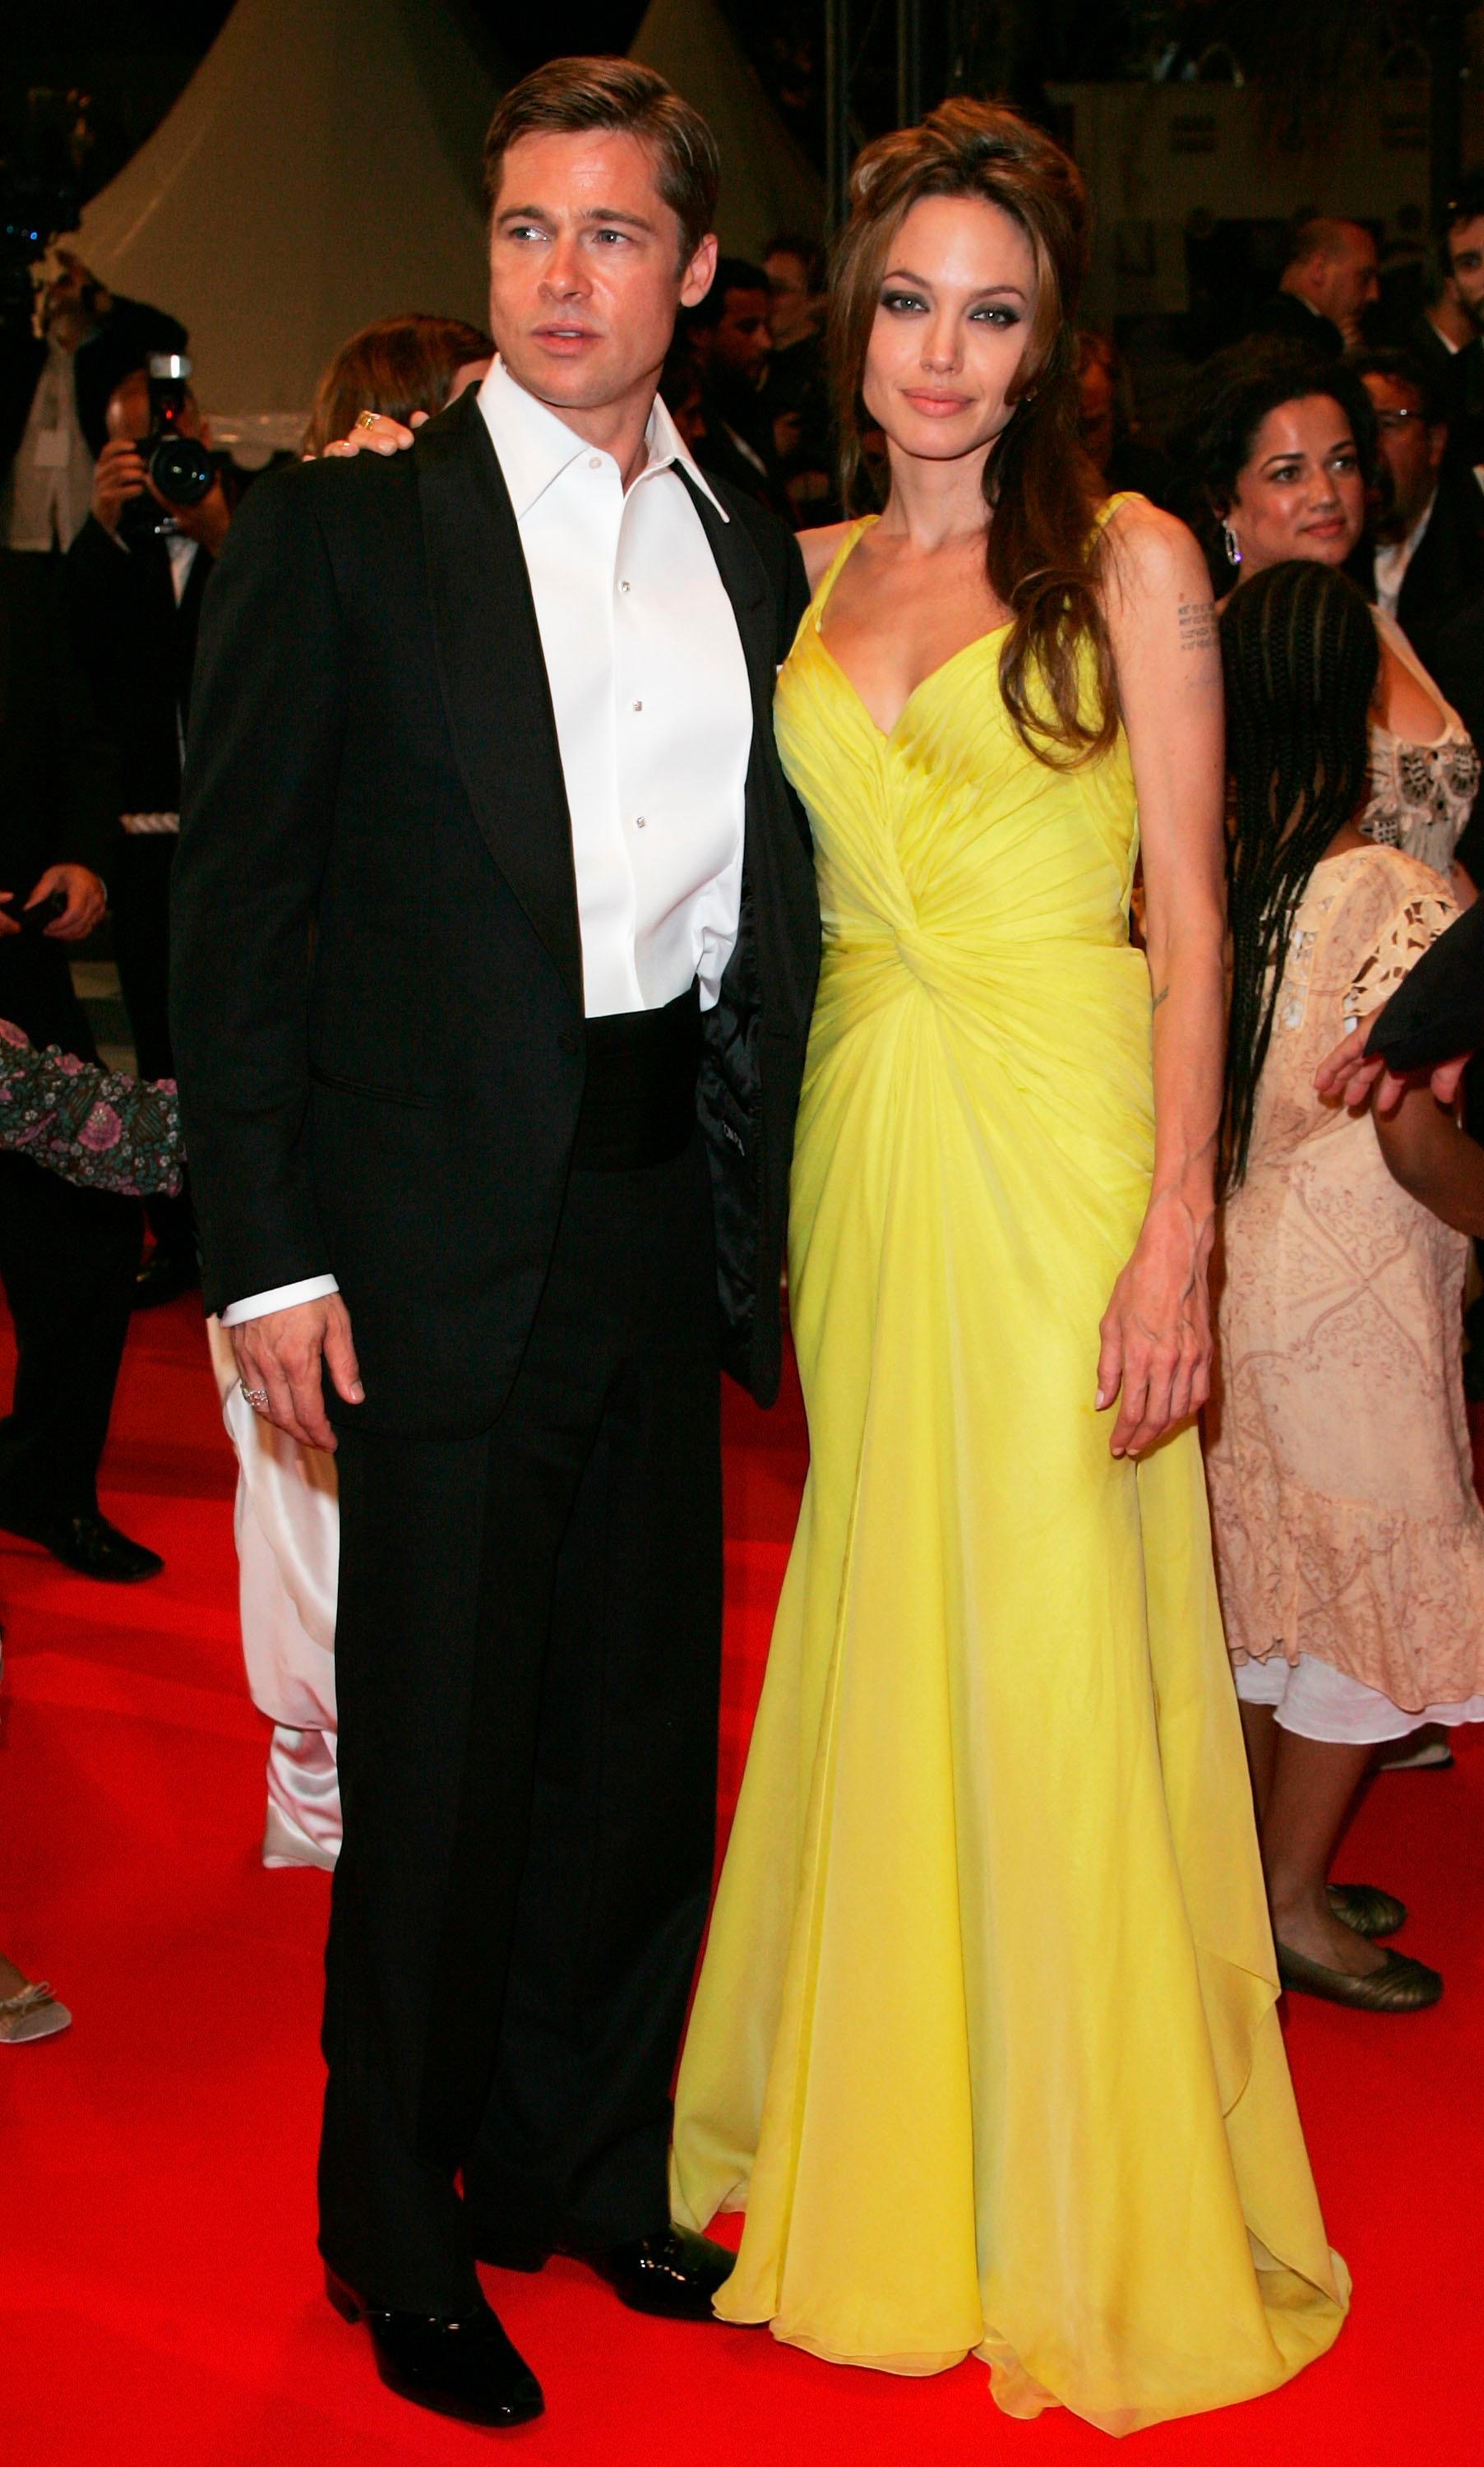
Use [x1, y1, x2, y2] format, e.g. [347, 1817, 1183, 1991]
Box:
[810, 516, 876, 620]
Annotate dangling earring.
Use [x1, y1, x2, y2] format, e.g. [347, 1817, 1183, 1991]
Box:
[1223, 521, 1242, 570]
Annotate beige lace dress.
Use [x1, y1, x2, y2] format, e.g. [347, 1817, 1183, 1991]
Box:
[1360, 610, 1479, 878]
[1204, 841, 1484, 1737]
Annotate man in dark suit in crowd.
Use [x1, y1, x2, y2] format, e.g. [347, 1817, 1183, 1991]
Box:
[66, 368, 232, 1307]
[1404, 178, 1484, 477]
[684, 254, 793, 520]
[0, 551, 160, 1581]
[171, 58, 818, 2433]
[1349, 345, 1484, 897]
[1250, 215, 1378, 358]
[1352, 349, 1484, 650]
[1, 250, 185, 554]
[761, 230, 835, 520]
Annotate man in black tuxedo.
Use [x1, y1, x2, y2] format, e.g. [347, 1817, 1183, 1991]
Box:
[67, 368, 230, 1306]
[1, 251, 185, 554]
[1248, 215, 1377, 359]
[684, 257, 795, 522]
[1404, 179, 1484, 478]
[171, 59, 818, 2432]
[0, 550, 160, 1581]
[1351, 349, 1484, 647]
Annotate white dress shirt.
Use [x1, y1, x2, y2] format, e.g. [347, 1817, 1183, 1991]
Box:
[1, 340, 95, 552]
[224, 361, 754, 1327]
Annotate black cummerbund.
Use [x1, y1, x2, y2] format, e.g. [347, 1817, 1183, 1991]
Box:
[571, 983, 702, 1173]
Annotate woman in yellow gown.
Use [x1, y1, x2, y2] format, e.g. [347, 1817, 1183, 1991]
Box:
[671, 101, 1348, 2434]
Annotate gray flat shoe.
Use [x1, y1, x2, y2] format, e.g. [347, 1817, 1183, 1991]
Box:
[0, 1981, 72, 2044]
[1327, 1882, 1408, 1937]
[1277, 1941, 1441, 2012]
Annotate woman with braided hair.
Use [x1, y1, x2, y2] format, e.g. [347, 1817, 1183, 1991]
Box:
[1205, 558, 1484, 2013]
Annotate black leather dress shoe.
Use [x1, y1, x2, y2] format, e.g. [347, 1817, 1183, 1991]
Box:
[0, 1507, 163, 1583]
[583, 2226, 734, 2319]
[325, 2267, 543, 2428]
[474, 2223, 729, 2321]
[132, 1247, 201, 1311]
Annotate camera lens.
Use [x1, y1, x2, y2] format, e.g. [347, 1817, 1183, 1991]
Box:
[148, 434, 215, 507]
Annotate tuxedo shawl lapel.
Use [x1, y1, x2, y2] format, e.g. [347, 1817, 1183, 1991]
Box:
[416, 387, 583, 1011]
[675, 471, 773, 748]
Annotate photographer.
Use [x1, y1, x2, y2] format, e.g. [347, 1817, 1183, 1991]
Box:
[0, 249, 186, 554]
[66, 366, 228, 1306]
[0, 546, 160, 1582]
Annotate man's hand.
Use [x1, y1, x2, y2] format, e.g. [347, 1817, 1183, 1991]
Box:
[173, 472, 232, 557]
[1314, 1023, 1472, 1116]
[321, 410, 421, 459]
[92, 435, 149, 539]
[30, 864, 107, 942]
[231, 1294, 363, 1451]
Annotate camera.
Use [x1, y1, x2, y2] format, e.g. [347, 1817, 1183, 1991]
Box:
[119, 354, 215, 544]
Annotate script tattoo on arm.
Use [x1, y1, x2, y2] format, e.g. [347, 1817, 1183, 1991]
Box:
[1178, 599, 1218, 654]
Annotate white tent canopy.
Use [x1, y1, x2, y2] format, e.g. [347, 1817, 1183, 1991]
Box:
[77, 0, 502, 451]
[630, 0, 823, 262]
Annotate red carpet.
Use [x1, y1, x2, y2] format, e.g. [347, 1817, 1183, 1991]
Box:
[2, 1296, 1479, 2464]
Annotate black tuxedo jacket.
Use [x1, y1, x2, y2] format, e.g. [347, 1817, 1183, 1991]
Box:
[65, 512, 212, 813]
[0, 549, 113, 898]
[1246, 293, 1344, 359]
[1366, 894, 1484, 1071]
[1353, 461, 1484, 650]
[0, 294, 187, 482]
[171, 386, 821, 1436]
[1406, 314, 1484, 474]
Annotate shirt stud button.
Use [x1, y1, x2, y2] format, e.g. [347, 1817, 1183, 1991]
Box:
[632, 698, 643, 711]
[588, 455, 602, 470]
[618, 579, 631, 593]
[636, 815, 647, 830]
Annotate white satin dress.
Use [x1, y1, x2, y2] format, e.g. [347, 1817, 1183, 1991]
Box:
[206, 1319, 342, 1868]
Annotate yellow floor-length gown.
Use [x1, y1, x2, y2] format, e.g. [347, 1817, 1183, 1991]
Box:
[671, 513, 1348, 2435]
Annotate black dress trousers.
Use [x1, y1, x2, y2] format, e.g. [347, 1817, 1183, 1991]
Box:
[108, 833, 195, 1261]
[0, 933, 141, 1524]
[318, 1131, 723, 2313]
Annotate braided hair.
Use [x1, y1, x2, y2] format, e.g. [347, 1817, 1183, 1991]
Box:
[1220, 560, 1379, 1190]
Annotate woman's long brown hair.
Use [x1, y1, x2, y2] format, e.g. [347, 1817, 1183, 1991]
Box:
[830, 99, 1116, 766]
[303, 313, 494, 458]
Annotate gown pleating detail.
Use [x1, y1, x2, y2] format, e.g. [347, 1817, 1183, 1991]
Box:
[671, 514, 1348, 2434]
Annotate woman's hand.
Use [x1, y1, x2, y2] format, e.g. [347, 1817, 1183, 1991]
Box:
[321, 410, 423, 459]
[1095, 1188, 1214, 1457]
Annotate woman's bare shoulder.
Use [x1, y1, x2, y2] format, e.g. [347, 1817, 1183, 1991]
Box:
[1100, 494, 1209, 604]
[797, 519, 858, 594]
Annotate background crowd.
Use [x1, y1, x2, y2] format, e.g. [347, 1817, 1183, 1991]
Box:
[3, 143, 1484, 2049]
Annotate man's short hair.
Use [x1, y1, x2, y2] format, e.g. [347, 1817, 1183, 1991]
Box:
[1440, 174, 1484, 276]
[1349, 344, 1446, 428]
[481, 56, 719, 265]
[1286, 214, 1371, 273]
[686, 257, 770, 332]
[765, 231, 826, 293]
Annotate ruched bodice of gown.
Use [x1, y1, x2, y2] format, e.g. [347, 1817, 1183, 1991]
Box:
[671, 514, 1348, 2435]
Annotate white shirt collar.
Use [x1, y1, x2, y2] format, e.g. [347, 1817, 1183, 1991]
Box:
[476, 356, 727, 522]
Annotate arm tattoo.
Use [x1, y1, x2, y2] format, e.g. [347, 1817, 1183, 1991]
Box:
[1178, 599, 1217, 653]
[1150, 985, 1171, 1014]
